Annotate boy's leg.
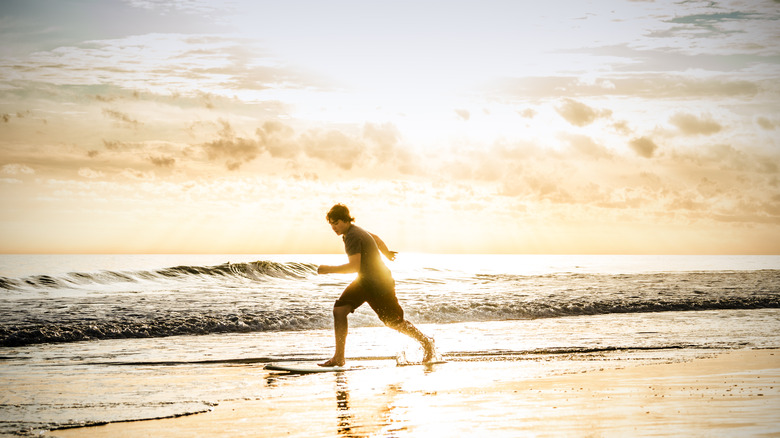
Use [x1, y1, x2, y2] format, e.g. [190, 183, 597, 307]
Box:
[368, 281, 436, 363]
[320, 304, 352, 367]
[387, 319, 436, 363]
[321, 281, 366, 367]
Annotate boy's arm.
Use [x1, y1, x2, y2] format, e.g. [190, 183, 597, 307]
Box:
[369, 232, 397, 261]
[318, 254, 360, 274]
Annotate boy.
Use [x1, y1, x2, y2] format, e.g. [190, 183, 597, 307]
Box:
[317, 204, 435, 366]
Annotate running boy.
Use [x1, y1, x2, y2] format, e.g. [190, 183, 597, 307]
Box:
[317, 204, 435, 367]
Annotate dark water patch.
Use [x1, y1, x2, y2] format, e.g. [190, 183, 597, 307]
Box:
[3, 290, 778, 348]
[0, 309, 331, 347]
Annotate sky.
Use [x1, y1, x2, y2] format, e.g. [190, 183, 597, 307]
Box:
[0, 0, 779, 254]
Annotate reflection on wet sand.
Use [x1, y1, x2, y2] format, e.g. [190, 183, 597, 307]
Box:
[259, 361, 449, 436]
[333, 371, 415, 437]
[335, 374, 353, 436]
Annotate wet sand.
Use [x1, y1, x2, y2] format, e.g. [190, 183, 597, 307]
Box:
[47, 349, 780, 437]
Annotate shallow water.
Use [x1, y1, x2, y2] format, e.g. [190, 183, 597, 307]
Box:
[0, 254, 778, 435]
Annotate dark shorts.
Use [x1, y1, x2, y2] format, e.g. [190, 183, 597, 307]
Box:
[334, 278, 404, 325]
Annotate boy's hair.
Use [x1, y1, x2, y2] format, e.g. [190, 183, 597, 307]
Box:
[326, 203, 355, 223]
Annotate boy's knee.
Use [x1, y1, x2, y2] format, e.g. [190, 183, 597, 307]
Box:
[383, 316, 404, 329]
[333, 305, 352, 319]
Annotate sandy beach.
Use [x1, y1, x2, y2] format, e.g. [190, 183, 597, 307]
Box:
[46, 348, 779, 437]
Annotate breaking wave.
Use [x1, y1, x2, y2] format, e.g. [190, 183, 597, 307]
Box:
[0, 260, 318, 291]
[1, 260, 778, 347]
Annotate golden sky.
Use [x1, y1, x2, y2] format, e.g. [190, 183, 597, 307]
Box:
[1, 0, 779, 254]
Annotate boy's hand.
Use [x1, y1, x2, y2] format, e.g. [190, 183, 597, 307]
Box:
[386, 251, 397, 261]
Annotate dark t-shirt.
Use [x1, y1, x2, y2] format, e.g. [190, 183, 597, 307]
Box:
[343, 224, 392, 286]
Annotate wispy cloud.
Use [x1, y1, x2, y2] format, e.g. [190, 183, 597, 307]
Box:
[147, 155, 175, 168]
[669, 112, 723, 136]
[756, 117, 778, 130]
[661, 11, 771, 40]
[0, 33, 323, 99]
[492, 74, 762, 100]
[123, 0, 229, 15]
[1, 164, 35, 175]
[202, 120, 262, 171]
[102, 109, 142, 128]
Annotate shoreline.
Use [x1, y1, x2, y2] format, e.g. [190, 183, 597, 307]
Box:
[46, 348, 780, 437]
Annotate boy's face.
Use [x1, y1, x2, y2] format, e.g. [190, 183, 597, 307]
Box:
[329, 219, 351, 236]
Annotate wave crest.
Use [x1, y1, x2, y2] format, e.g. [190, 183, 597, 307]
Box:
[0, 260, 318, 291]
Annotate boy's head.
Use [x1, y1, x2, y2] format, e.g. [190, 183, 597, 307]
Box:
[326, 203, 355, 225]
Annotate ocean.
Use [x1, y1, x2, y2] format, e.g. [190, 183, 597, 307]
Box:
[1, 254, 779, 436]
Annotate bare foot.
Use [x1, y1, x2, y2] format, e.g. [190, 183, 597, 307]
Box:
[422, 337, 436, 363]
[319, 357, 345, 367]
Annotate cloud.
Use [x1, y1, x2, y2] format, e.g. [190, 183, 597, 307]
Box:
[664, 12, 763, 39]
[572, 38, 776, 74]
[454, 109, 470, 121]
[612, 120, 632, 135]
[254, 120, 415, 173]
[757, 117, 777, 130]
[302, 129, 365, 170]
[148, 155, 175, 168]
[482, 137, 779, 229]
[669, 112, 722, 136]
[0, 34, 329, 99]
[363, 122, 402, 161]
[202, 120, 262, 171]
[78, 167, 105, 179]
[648, 77, 760, 98]
[125, 0, 223, 14]
[452, 134, 780, 229]
[629, 137, 659, 158]
[555, 98, 612, 127]
[103, 139, 140, 151]
[673, 143, 775, 174]
[102, 108, 141, 128]
[256, 120, 299, 158]
[1, 164, 35, 175]
[202, 118, 406, 173]
[519, 108, 537, 118]
[120, 168, 156, 181]
[561, 134, 612, 160]
[493, 75, 761, 99]
[358, 122, 420, 174]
